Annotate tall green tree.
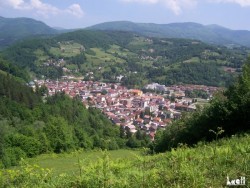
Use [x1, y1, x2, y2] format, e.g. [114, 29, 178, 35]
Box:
[154, 57, 250, 152]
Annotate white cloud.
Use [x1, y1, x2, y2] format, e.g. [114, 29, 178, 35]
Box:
[1, 0, 84, 18]
[123, 0, 158, 3]
[122, 0, 250, 14]
[5, 0, 23, 8]
[30, 0, 60, 16]
[67, 4, 84, 18]
[208, 0, 250, 7]
[121, 0, 197, 15]
[2, 0, 30, 9]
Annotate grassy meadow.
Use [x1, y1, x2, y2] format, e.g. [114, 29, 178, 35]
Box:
[50, 42, 83, 58]
[26, 149, 141, 176]
[85, 48, 125, 66]
[1, 134, 249, 187]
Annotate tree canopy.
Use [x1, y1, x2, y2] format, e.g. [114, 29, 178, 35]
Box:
[154, 57, 250, 152]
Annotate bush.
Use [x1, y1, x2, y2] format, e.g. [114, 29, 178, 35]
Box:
[2, 147, 26, 167]
[154, 58, 250, 152]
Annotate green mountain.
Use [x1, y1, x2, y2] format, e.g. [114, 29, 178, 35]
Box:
[0, 16, 58, 49]
[2, 30, 248, 87]
[87, 21, 250, 47]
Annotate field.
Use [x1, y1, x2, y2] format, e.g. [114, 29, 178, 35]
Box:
[50, 42, 83, 58]
[85, 48, 125, 66]
[107, 45, 137, 57]
[26, 149, 141, 176]
[194, 98, 210, 106]
[128, 36, 153, 47]
[183, 57, 200, 63]
[2, 134, 249, 187]
[34, 49, 49, 62]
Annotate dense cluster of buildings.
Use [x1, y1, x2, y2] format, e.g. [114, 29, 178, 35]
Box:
[34, 80, 219, 140]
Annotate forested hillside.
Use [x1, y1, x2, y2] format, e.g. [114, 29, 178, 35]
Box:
[0, 57, 30, 81]
[88, 21, 250, 47]
[153, 58, 250, 152]
[0, 16, 58, 49]
[0, 68, 149, 168]
[1, 30, 249, 87]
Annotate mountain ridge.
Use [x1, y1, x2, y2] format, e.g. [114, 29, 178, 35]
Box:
[2, 16, 250, 48]
[87, 21, 250, 47]
[0, 16, 59, 49]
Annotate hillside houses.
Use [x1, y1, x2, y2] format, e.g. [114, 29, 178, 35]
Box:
[35, 80, 219, 140]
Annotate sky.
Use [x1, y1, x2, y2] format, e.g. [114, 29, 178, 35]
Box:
[0, 0, 250, 30]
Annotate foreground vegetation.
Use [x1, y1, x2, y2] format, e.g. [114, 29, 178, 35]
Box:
[1, 134, 249, 187]
[154, 58, 250, 152]
[0, 70, 149, 168]
[23, 149, 141, 176]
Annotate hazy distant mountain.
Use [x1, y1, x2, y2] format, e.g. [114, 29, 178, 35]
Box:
[87, 21, 250, 47]
[0, 16, 58, 49]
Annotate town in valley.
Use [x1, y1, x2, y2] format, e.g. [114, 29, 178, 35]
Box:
[33, 79, 219, 140]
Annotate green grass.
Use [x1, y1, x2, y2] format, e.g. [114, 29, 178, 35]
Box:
[33, 49, 50, 66]
[128, 36, 153, 46]
[194, 98, 210, 106]
[49, 42, 82, 58]
[34, 49, 49, 61]
[26, 149, 141, 176]
[2, 134, 249, 187]
[183, 57, 200, 63]
[216, 59, 228, 65]
[0, 70, 7, 75]
[85, 48, 125, 68]
[65, 64, 78, 70]
[107, 44, 136, 57]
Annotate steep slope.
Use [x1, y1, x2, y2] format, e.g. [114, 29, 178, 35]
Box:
[87, 21, 250, 47]
[0, 56, 29, 81]
[0, 16, 58, 49]
[154, 58, 250, 152]
[207, 24, 250, 47]
[1, 134, 249, 187]
[0, 62, 125, 168]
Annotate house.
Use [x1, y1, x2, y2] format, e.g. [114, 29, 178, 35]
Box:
[173, 112, 181, 119]
[113, 118, 121, 126]
[142, 124, 151, 131]
[149, 125, 158, 132]
[144, 115, 151, 124]
[126, 125, 137, 134]
[130, 89, 143, 96]
[149, 132, 155, 141]
[135, 118, 144, 125]
[153, 117, 161, 122]
[158, 122, 167, 129]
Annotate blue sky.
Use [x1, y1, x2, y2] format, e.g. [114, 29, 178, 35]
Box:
[0, 0, 250, 30]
